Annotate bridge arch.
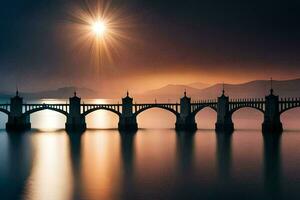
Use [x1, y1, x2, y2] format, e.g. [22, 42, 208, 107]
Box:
[0, 108, 10, 115]
[194, 106, 217, 129]
[29, 109, 67, 131]
[23, 107, 68, 117]
[279, 105, 300, 115]
[191, 105, 217, 117]
[82, 107, 121, 117]
[84, 109, 120, 129]
[134, 105, 179, 118]
[280, 107, 300, 130]
[135, 107, 178, 129]
[0, 111, 8, 129]
[231, 107, 264, 130]
[230, 106, 264, 116]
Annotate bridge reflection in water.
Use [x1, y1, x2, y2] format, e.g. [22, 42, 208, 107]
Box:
[0, 129, 299, 199]
[1, 87, 300, 134]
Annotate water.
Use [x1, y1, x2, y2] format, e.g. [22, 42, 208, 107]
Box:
[0, 99, 300, 200]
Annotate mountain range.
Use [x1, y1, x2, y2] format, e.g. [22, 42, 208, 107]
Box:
[0, 87, 99, 99]
[0, 79, 299, 100]
[138, 78, 300, 101]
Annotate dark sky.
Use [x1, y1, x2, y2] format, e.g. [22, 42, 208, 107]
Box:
[0, 0, 300, 93]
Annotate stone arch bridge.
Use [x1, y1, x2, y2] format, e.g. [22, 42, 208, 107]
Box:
[2, 89, 300, 134]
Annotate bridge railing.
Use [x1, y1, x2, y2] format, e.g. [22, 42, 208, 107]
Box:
[81, 104, 122, 106]
[279, 97, 300, 113]
[81, 104, 122, 113]
[23, 103, 70, 112]
[133, 103, 180, 113]
[190, 100, 217, 113]
[191, 99, 217, 104]
[0, 104, 10, 112]
[229, 98, 265, 103]
[133, 103, 179, 106]
[279, 97, 300, 103]
[228, 98, 265, 112]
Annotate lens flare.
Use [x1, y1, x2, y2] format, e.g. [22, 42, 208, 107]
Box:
[68, 0, 133, 71]
[91, 20, 107, 37]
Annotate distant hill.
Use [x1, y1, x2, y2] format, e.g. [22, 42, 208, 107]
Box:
[0, 87, 99, 99]
[138, 84, 200, 100]
[197, 79, 300, 99]
[187, 82, 210, 89]
[0, 78, 299, 100]
[139, 78, 300, 101]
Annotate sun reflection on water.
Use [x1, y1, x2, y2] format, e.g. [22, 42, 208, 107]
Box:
[30, 99, 67, 131]
[0, 129, 300, 199]
[85, 99, 119, 129]
[24, 132, 73, 200]
[81, 131, 122, 200]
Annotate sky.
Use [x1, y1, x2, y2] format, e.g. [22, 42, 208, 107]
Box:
[0, 0, 300, 94]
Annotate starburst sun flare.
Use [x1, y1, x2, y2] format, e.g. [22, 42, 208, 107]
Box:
[91, 20, 107, 37]
[68, 1, 132, 70]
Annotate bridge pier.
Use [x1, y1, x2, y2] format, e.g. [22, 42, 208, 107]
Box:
[65, 93, 86, 133]
[118, 116, 138, 131]
[175, 92, 197, 131]
[215, 91, 234, 133]
[262, 89, 282, 134]
[118, 92, 138, 132]
[175, 116, 197, 131]
[6, 115, 31, 132]
[6, 92, 31, 132]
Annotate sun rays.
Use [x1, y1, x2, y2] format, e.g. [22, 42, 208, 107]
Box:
[67, 0, 133, 71]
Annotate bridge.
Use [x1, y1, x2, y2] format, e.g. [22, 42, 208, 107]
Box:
[1, 88, 300, 134]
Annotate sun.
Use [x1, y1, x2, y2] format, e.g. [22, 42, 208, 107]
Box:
[91, 20, 107, 37]
[68, 0, 133, 69]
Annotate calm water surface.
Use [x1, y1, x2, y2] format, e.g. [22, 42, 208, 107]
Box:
[0, 99, 300, 200]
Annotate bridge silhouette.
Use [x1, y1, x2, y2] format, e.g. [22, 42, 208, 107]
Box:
[1, 88, 300, 133]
